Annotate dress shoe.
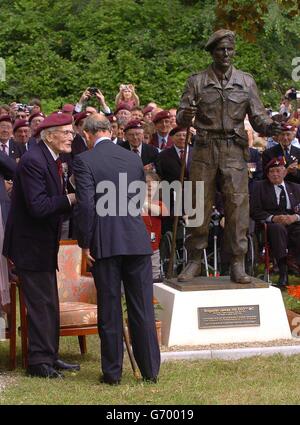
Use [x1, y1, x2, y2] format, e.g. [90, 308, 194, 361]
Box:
[53, 359, 80, 371]
[177, 261, 201, 282]
[277, 257, 288, 287]
[27, 364, 64, 379]
[99, 375, 121, 386]
[277, 272, 288, 287]
[230, 256, 251, 284]
[143, 376, 158, 383]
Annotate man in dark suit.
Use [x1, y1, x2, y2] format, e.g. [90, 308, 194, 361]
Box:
[3, 113, 79, 378]
[121, 120, 159, 170]
[71, 112, 89, 156]
[250, 157, 300, 287]
[157, 126, 193, 233]
[0, 115, 22, 161]
[149, 110, 173, 151]
[73, 114, 160, 385]
[262, 123, 300, 184]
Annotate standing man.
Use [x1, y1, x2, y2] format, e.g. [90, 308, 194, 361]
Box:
[73, 114, 160, 385]
[3, 113, 79, 378]
[176, 29, 281, 283]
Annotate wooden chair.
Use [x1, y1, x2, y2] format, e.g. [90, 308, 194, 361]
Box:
[19, 240, 98, 368]
[1, 281, 17, 370]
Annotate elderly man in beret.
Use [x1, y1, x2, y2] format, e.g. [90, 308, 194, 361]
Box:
[250, 157, 300, 286]
[0, 115, 22, 161]
[176, 29, 281, 283]
[3, 112, 79, 378]
[13, 119, 31, 154]
[150, 110, 173, 151]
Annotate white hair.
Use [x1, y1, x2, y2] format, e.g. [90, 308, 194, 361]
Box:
[40, 126, 61, 142]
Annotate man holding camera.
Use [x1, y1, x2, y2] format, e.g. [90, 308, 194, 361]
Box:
[74, 87, 111, 115]
[176, 29, 281, 284]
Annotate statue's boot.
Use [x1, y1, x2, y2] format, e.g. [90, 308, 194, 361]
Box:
[230, 255, 251, 284]
[177, 260, 202, 282]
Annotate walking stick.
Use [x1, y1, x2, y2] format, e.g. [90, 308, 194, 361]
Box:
[167, 126, 191, 279]
[122, 319, 140, 380]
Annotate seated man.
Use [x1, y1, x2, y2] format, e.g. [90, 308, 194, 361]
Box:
[250, 157, 300, 287]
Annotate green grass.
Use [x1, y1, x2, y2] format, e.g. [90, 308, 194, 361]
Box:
[1, 334, 300, 405]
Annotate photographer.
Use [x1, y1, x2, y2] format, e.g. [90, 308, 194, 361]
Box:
[74, 87, 111, 115]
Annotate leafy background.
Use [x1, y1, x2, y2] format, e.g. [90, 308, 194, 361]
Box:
[0, 0, 299, 113]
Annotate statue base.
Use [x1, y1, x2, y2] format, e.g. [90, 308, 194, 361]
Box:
[153, 276, 291, 347]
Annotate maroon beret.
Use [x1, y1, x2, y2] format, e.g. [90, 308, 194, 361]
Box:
[152, 110, 170, 124]
[115, 102, 132, 114]
[62, 103, 75, 113]
[0, 115, 13, 124]
[265, 157, 286, 173]
[124, 120, 143, 132]
[74, 111, 89, 126]
[35, 112, 73, 136]
[107, 115, 117, 123]
[142, 106, 154, 115]
[169, 126, 187, 137]
[13, 119, 30, 132]
[28, 112, 45, 123]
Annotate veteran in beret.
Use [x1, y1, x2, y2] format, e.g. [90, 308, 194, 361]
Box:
[176, 29, 282, 284]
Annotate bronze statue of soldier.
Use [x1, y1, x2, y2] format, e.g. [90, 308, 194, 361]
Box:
[176, 29, 281, 284]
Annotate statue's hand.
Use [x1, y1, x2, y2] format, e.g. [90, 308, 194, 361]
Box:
[266, 121, 282, 136]
[182, 106, 197, 123]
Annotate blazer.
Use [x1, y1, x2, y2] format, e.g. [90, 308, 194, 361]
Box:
[73, 139, 152, 259]
[71, 133, 88, 156]
[121, 141, 159, 167]
[250, 179, 300, 223]
[262, 144, 300, 183]
[3, 142, 71, 271]
[149, 133, 173, 150]
[156, 145, 193, 183]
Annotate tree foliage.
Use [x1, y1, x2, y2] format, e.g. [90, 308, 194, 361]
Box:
[0, 0, 299, 112]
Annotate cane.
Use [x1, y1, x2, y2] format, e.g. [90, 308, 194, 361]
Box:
[167, 125, 191, 279]
[123, 319, 140, 380]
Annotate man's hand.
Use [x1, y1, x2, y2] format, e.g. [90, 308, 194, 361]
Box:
[79, 88, 91, 104]
[67, 193, 77, 205]
[286, 161, 298, 175]
[82, 248, 95, 267]
[272, 214, 298, 225]
[4, 180, 13, 194]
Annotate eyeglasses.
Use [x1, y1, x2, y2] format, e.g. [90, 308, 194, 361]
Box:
[52, 129, 76, 138]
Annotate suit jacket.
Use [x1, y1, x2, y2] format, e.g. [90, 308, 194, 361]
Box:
[250, 179, 300, 222]
[17, 137, 38, 156]
[262, 144, 300, 183]
[72, 134, 88, 156]
[149, 133, 173, 150]
[156, 145, 193, 183]
[0, 151, 17, 225]
[2, 138, 23, 161]
[73, 139, 152, 259]
[121, 141, 159, 167]
[3, 142, 71, 271]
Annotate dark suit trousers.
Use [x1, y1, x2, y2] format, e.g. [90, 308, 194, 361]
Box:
[17, 270, 60, 366]
[267, 222, 300, 262]
[92, 255, 160, 381]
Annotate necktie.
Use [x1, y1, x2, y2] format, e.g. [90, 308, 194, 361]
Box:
[278, 184, 287, 213]
[179, 149, 184, 161]
[56, 158, 63, 177]
[132, 148, 139, 154]
[284, 147, 290, 161]
[161, 138, 166, 149]
[1, 144, 7, 155]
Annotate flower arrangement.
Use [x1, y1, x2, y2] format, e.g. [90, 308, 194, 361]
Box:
[285, 286, 300, 314]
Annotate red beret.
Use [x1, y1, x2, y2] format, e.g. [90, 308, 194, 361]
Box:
[265, 157, 286, 173]
[0, 115, 13, 124]
[107, 115, 117, 123]
[35, 112, 73, 136]
[74, 111, 89, 126]
[142, 106, 154, 115]
[280, 122, 296, 132]
[28, 112, 45, 123]
[124, 120, 143, 132]
[13, 119, 29, 132]
[169, 126, 187, 137]
[62, 103, 75, 113]
[115, 102, 132, 114]
[152, 110, 170, 124]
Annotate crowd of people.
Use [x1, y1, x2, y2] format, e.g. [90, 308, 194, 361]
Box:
[0, 77, 300, 381]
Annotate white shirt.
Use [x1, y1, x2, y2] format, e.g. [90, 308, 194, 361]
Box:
[158, 133, 169, 150]
[94, 136, 110, 147]
[130, 144, 142, 156]
[43, 142, 59, 161]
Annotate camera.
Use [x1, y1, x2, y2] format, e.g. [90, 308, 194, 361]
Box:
[88, 87, 99, 95]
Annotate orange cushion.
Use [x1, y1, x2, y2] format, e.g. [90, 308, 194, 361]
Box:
[60, 302, 97, 328]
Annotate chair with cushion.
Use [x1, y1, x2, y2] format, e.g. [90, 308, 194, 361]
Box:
[19, 240, 98, 368]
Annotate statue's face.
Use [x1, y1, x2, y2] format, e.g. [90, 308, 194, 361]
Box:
[211, 38, 235, 70]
